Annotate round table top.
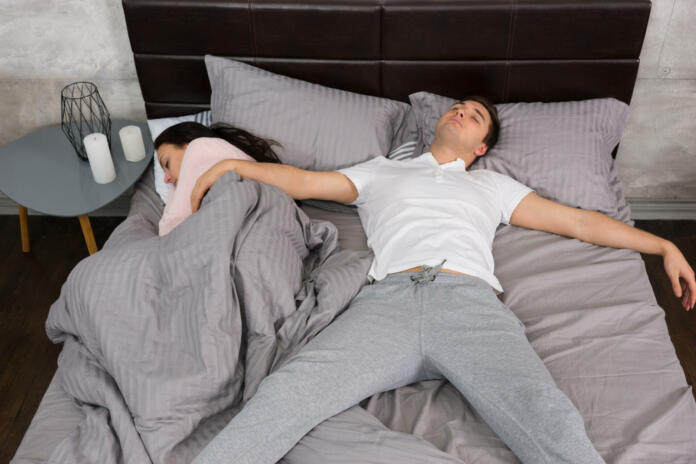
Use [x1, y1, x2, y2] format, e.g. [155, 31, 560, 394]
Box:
[0, 119, 153, 217]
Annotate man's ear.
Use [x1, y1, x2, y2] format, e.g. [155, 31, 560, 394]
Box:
[473, 143, 488, 157]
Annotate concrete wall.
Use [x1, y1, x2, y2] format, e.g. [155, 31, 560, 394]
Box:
[616, 0, 696, 200]
[0, 0, 694, 216]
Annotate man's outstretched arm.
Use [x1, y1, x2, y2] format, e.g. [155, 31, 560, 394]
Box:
[509, 192, 696, 311]
[190, 159, 358, 212]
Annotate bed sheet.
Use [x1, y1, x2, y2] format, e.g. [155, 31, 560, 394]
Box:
[281, 203, 696, 463]
[12, 165, 696, 464]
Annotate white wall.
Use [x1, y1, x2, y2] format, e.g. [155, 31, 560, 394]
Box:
[0, 0, 694, 215]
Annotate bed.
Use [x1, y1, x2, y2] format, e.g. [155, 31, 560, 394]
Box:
[11, 0, 696, 463]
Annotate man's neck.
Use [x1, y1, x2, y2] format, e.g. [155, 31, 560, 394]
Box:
[429, 141, 474, 168]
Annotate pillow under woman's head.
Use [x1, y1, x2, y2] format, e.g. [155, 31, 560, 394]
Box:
[409, 91, 631, 218]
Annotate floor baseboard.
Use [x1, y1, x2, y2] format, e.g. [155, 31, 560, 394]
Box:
[627, 199, 696, 220]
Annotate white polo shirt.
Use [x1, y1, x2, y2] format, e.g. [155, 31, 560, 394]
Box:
[336, 152, 534, 293]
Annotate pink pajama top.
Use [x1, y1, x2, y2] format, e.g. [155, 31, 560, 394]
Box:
[158, 137, 255, 236]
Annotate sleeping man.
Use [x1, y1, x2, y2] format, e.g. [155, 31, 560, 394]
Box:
[189, 96, 695, 464]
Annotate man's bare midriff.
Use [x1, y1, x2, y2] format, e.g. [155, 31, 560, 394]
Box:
[395, 266, 502, 295]
[396, 266, 501, 295]
[396, 266, 472, 277]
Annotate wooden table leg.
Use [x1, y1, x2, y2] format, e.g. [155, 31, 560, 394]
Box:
[18, 205, 30, 252]
[78, 215, 98, 255]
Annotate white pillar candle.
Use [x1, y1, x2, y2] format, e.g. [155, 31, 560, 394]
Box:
[119, 125, 146, 162]
[83, 133, 116, 184]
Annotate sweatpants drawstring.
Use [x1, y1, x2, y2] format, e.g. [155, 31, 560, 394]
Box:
[410, 259, 447, 283]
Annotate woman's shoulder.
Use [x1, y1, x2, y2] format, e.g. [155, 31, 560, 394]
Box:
[185, 137, 255, 162]
[186, 136, 235, 153]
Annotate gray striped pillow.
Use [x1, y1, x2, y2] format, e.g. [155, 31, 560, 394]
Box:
[205, 55, 411, 171]
[409, 91, 631, 218]
[386, 140, 419, 161]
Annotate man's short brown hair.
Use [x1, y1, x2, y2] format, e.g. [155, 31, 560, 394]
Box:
[459, 95, 500, 150]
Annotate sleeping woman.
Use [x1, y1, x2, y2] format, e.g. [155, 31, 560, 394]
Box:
[154, 122, 282, 236]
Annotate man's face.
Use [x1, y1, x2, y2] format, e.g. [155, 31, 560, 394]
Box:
[433, 100, 490, 157]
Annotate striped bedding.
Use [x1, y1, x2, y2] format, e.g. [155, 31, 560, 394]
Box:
[42, 171, 372, 463]
[14, 157, 696, 463]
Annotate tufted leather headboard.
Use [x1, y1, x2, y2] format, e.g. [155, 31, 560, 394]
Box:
[121, 0, 651, 119]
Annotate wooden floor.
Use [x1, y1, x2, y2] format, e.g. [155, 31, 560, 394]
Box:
[1, 216, 695, 463]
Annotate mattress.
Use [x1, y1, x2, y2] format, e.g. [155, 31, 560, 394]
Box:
[11, 165, 696, 463]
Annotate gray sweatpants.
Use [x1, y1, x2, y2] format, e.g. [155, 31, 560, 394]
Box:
[193, 265, 605, 464]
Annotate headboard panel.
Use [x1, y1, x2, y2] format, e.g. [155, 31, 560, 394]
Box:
[122, 0, 651, 119]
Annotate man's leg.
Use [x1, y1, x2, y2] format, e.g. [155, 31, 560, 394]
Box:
[421, 275, 605, 464]
[193, 280, 433, 464]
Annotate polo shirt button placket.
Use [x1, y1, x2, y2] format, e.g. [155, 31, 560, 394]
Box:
[435, 166, 444, 183]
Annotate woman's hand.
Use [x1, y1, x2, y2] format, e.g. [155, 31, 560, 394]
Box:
[662, 242, 696, 311]
[190, 160, 236, 213]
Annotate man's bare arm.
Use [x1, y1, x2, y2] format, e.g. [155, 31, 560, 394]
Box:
[190, 159, 358, 211]
[510, 192, 696, 311]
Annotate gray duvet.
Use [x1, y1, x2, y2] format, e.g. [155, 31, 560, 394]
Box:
[13, 163, 696, 463]
[42, 171, 373, 463]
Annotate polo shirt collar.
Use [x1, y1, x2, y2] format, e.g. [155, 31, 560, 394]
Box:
[421, 152, 468, 171]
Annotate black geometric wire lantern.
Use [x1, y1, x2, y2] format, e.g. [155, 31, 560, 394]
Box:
[60, 81, 111, 160]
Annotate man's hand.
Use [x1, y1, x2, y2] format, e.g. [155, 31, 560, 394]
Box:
[191, 160, 235, 213]
[510, 193, 696, 311]
[662, 242, 696, 311]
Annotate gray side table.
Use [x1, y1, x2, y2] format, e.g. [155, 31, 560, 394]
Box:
[0, 119, 153, 255]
